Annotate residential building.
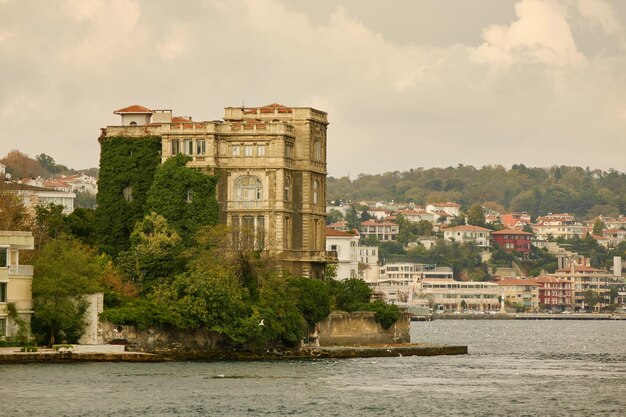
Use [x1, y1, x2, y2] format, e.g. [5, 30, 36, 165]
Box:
[357, 245, 379, 281]
[496, 278, 539, 311]
[1, 181, 76, 214]
[325, 228, 359, 280]
[491, 228, 533, 256]
[501, 212, 531, 228]
[417, 279, 500, 312]
[327, 220, 349, 231]
[529, 276, 574, 311]
[0, 231, 34, 339]
[0, 163, 6, 177]
[443, 225, 491, 250]
[366, 263, 454, 304]
[533, 213, 584, 240]
[550, 264, 623, 311]
[101, 103, 329, 278]
[359, 219, 399, 242]
[426, 202, 461, 217]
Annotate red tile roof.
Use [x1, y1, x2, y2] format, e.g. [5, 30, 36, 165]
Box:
[491, 228, 534, 236]
[325, 228, 359, 237]
[114, 105, 153, 114]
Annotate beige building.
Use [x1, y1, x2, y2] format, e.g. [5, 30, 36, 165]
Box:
[418, 279, 500, 312]
[496, 278, 539, 311]
[550, 264, 623, 311]
[102, 103, 329, 278]
[0, 231, 34, 338]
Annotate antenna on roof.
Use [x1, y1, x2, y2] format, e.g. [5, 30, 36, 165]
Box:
[242, 99, 245, 110]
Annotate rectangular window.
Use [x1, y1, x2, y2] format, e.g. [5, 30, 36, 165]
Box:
[186, 188, 194, 203]
[285, 143, 293, 158]
[242, 216, 255, 249]
[257, 145, 266, 156]
[183, 139, 193, 155]
[257, 216, 265, 249]
[0, 247, 8, 268]
[171, 140, 180, 155]
[284, 216, 291, 249]
[196, 140, 206, 155]
[0, 282, 6, 302]
[244, 145, 253, 156]
[0, 318, 5, 337]
[231, 216, 240, 248]
[232, 145, 240, 156]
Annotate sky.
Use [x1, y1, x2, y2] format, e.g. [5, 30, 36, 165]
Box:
[1, 0, 626, 177]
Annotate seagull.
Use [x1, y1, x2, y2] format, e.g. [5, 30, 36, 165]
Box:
[216, 374, 225, 378]
[258, 319, 265, 326]
[398, 353, 403, 357]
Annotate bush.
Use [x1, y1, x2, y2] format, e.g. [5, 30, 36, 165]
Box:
[361, 301, 401, 330]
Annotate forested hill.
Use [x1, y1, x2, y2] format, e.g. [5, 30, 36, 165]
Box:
[327, 165, 626, 219]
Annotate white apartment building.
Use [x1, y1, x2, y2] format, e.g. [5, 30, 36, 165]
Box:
[325, 228, 359, 280]
[443, 225, 491, 250]
[418, 279, 500, 312]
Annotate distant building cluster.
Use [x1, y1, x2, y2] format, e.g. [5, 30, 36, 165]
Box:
[325, 200, 626, 312]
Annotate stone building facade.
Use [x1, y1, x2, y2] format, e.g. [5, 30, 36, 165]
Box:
[101, 103, 329, 278]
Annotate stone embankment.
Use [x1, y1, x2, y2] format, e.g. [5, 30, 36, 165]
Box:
[0, 347, 165, 364]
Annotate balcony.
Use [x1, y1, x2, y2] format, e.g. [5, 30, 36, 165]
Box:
[9, 265, 33, 277]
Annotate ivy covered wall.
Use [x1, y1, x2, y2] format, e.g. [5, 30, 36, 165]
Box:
[146, 154, 219, 242]
[96, 136, 162, 257]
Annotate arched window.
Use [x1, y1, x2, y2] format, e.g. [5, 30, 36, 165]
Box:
[234, 175, 262, 201]
[129, 121, 137, 126]
[313, 179, 319, 204]
[284, 175, 291, 201]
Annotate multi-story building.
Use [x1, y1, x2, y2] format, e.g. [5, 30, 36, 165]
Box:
[0, 231, 34, 339]
[549, 264, 623, 311]
[101, 103, 329, 278]
[359, 219, 399, 242]
[529, 276, 574, 311]
[501, 212, 531, 228]
[443, 225, 491, 250]
[2, 181, 76, 214]
[491, 228, 533, 256]
[418, 279, 500, 312]
[496, 278, 539, 311]
[357, 245, 379, 281]
[325, 228, 359, 280]
[533, 213, 584, 240]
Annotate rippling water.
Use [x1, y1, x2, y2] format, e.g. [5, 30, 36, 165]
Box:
[2, 320, 625, 416]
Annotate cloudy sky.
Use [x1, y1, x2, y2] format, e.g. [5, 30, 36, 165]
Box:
[1, 0, 626, 177]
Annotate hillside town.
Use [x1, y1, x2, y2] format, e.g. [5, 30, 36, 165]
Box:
[1, 103, 626, 351]
[326, 200, 626, 314]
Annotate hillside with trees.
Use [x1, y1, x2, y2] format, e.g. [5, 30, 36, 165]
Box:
[328, 165, 626, 219]
[0, 150, 98, 179]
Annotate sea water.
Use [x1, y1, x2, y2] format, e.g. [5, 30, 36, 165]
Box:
[1, 320, 625, 416]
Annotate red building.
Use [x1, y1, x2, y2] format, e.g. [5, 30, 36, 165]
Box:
[491, 228, 533, 256]
[529, 276, 573, 311]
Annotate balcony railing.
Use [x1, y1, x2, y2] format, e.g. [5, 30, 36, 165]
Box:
[9, 265, 33, 276]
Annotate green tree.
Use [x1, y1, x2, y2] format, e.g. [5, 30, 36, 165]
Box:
[32, 237, 104, 345]
[592, 218, 606, 236]
[467, 204, 486, 227]
[291, 277, 331, 327]
[64, 208, 97, 246]
[116, 213, 184, 293]
[326, 208, 344, 225]
[345, 206, 360, 230]
[334, 278, 372, 312]
[33, 204, 70, 250]
[583, 290, 602, 311]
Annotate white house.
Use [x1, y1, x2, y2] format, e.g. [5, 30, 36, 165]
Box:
[325, 228, 359, 280]
[3, 182, 76, 214]
[426, 202, 461, 217]
[443, 225, 491, 250]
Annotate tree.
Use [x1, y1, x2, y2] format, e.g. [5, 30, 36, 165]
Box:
[592, 218, 605, 236]
[583, 290, 602, 311]
[326, 208, 344, 225]
[345, 206, 360, 230]
[32, 237, 104, 345]
[116, 213, 184, 293]
[64, 208, 97, 246]
[291, 277, 331, 327]
[1, 150, 42, 179]
[0, 186, 31, 230]
[334, 278, 372, 312]
[33, 204, 70, 250]
[467, 204, 486, 227]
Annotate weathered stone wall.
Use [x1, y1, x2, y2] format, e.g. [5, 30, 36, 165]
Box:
[100, 322, 226, 357]
[317, 311, 410, 346]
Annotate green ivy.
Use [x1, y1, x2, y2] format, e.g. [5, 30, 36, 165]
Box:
[145, 154, 219, 242]
[95, 136, 162, 257]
